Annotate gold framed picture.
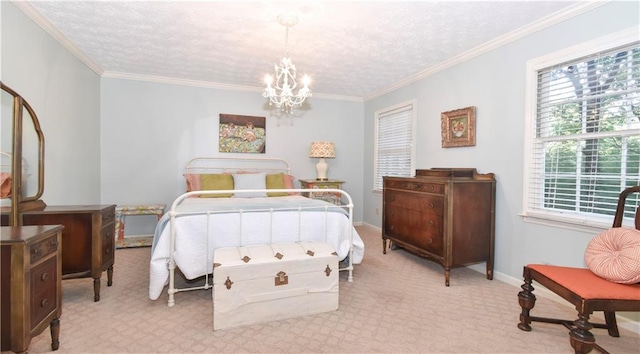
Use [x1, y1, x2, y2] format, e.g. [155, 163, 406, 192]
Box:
[441, 106, 476, 148]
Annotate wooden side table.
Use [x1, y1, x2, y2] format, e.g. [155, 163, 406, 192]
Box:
[115, 204, 166, 246]
[299, 179, 345, 205]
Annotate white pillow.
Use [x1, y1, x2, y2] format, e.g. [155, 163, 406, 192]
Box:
[232, 173, 267, 198]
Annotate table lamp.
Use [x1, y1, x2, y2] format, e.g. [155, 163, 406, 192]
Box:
[309, 141, 335, 181]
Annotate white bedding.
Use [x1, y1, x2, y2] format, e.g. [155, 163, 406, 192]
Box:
[149, 196, 364, 300]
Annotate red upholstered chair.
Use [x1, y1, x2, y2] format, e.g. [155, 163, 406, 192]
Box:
[517, 186, 640, 354]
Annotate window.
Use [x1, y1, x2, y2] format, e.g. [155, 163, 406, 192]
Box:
[523, 29, 640, 228]
[373, 100, 416, 192]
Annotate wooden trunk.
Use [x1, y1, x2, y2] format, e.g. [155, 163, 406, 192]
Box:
[213, 242, 339, 330]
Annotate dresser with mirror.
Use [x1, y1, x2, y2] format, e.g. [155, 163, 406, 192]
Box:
[1, 82, 116, 352]
[1, 82, 62, 352]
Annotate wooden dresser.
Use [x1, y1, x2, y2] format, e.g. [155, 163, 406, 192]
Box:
[382, 168, 496, 286]
[1, 225, 64, 353]
[21, 205, 116, 301]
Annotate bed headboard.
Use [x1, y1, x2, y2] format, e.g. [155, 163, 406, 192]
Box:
[185, 157, 291, 175]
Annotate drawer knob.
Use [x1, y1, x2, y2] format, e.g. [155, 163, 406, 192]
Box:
[390, 225, 395, 231]
[429, 185, 435, 191]
[40, 298, 48, 307]
[428, 220, 434, 226]
[49, 240, 58, 248]
[428, 203, 434, 208]
[428, 238, 433, 244]
[32, 248, 41, 256]
[41, 272, 48, 281]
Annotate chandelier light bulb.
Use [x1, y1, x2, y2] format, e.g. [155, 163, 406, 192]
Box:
[302, 75, 311, 88]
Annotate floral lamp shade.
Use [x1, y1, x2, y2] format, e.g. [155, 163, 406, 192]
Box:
[309, 141, 335, 158]
[309, 142, 335, 180]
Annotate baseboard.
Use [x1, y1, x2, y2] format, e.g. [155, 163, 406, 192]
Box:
[121, 233, 154, 239]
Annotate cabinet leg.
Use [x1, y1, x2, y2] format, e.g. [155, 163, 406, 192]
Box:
[382, 239, 387, 254]
[50, 317, 60, 351]
[444, 268, 450, 287]
[93, 277, 101, 302]
[107, 265, 114, 286]
[486, 260, 494, 280]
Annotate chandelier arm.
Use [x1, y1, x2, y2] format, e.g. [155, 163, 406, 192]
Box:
[262, 13, 311, 113]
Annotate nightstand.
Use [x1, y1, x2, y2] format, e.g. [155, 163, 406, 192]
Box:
[299, 179, 345, 205]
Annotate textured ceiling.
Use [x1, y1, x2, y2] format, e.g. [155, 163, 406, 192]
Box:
[22, 1, 583, 100]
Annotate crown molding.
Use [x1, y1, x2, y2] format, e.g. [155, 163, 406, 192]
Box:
[14, 0, 608, 103]
[12, 0, 104, 75]
[102, 71, 363, 102]
[363, 1, 610, 101]
[102, 71, 261, 91]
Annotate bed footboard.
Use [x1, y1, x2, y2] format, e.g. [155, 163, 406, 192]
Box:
[150, 189, 361, 307]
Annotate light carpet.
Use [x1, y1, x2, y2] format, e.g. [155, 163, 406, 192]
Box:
[26, 225, 639, 353]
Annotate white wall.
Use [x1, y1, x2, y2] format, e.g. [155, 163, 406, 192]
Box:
[99, 78, 365, 233]
[1, 2, 101, 205]
[363, 1, 640, 282]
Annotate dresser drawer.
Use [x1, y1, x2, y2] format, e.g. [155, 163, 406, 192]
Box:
[384, 179, 445, 194]
[29, 257, 58, 329]
[101, 208, 116, 226]
[385, 190, 444, 214]
[384, 205, 443, 256]
[101, 225, 115, 266]
[30, 234, 59, 265]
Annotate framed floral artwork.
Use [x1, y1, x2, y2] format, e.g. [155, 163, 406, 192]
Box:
[219, 114, 266, 153]
[441, 106, 476, 148]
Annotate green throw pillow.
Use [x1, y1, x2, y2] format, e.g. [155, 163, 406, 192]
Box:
[200, 174, 234, 198]
[266, 173, 288, 197]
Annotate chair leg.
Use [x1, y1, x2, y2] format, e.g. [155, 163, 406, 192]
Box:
[603, 311, 619, 337]
[517, 275, 536, 331]
[570, 313, 596, 354]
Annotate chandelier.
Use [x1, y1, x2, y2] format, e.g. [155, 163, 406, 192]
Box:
[263, 13, 311, 112]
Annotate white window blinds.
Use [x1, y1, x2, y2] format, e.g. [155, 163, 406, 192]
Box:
[526, 41, 640, 225]
[374, 102, 415, 192]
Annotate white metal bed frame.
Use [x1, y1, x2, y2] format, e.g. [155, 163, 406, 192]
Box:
[185, 156, 292, 175]
[161, 157, 356, 307]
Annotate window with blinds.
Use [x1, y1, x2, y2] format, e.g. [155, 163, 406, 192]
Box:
[373, 101, 416, 192]
[524, 36, 640, 227]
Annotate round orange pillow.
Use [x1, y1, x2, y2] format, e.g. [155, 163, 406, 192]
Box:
[584, 227, 640, 284]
